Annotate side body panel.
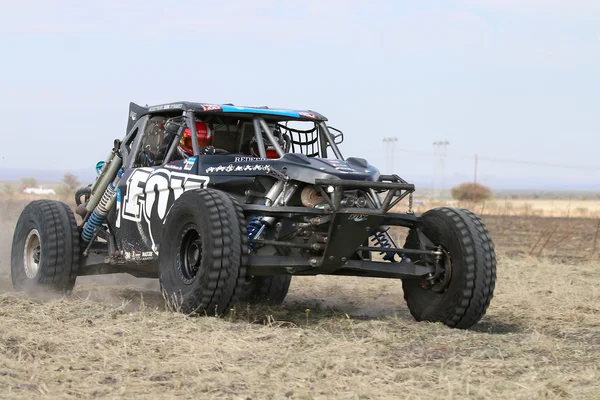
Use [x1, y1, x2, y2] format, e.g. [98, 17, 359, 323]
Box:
[109, 157, 208, 262]
[106, 153, 380, 265]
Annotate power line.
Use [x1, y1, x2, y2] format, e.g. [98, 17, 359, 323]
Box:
[389, 148, 600, 171]
[475, 155, 600, 170]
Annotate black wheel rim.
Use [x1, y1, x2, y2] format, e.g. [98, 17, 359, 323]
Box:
[429, 246, 453, 293]
[178, 225, 202, 285]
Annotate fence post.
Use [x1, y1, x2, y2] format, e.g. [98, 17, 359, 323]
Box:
[591, 219, 600, 260]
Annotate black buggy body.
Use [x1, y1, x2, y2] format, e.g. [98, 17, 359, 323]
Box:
[11, 101, 497, 329]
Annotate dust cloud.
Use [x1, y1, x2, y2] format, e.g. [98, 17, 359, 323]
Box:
[0, 199, 22, 292]
[0, 198, 159, 294]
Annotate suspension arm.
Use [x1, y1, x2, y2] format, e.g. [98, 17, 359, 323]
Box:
[356, 246, 443, 256]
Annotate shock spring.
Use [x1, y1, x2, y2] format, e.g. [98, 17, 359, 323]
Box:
[370, 231, 396, 261]
[247, 216, 267, 250]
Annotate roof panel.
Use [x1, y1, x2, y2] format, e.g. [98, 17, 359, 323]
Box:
[143, 101, 327, 121]
[220, 105, 300, 118]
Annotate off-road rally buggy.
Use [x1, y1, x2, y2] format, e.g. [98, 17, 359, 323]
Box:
[11, 102, 496, 329]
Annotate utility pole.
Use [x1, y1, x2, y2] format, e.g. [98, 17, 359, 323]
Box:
[383, 137, 398, 174]
[432, 140, 449, 199]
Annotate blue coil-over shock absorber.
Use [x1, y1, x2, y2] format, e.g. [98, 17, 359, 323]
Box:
[81, 168, 124, 242]
[370, 231, 397, 261]
[246, 180, 290, 251]
[247, 216, 268, 250]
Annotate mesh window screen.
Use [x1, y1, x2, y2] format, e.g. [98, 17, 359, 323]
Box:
[277, 122, 320, 157]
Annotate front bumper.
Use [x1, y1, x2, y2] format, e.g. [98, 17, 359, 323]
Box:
[243, 176, 434, 279]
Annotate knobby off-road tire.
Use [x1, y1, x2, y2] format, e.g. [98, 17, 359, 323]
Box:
[11, 200, 80, 292]
[239, 275, 292, 306]
[159, 189, 247, 316]
[403, 207, 496, 329]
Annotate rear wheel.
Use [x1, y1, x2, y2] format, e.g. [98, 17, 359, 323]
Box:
[402, 207, 496, 329]
[239, 275, 292, 305]
[159, 189, 247, 316]
[11, 200, 80, 292]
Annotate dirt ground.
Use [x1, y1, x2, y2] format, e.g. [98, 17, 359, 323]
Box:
[1, 198, 599, 399]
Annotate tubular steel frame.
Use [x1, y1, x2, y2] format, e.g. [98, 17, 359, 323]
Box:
[81, 110, 434, 281]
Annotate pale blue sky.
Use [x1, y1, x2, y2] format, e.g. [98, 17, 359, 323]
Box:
[1, 0, 598, 189]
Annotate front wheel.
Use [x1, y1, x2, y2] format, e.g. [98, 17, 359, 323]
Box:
[159, 189, 247, 316]
[402, 207, 496, 329]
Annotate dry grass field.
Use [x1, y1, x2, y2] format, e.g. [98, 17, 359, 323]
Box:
[1, 196, 599, 399]
[410, 198, 600, 218]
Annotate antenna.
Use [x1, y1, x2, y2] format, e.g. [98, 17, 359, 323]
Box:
[432, 140, 449, 199]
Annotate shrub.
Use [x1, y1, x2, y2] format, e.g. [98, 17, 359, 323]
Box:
[3, 183, 13, 195]
[451, 182, 492, 202]
[63, 173, 80, 191]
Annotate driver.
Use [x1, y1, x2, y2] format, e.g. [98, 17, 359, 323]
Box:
[178, 120, 213, 156]
[249, 128, 290, 159]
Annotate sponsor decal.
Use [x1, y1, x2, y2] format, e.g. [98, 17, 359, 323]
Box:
[164, 163, 183, 170]
[116, 188, 122, 228]
[348, 214, 368, 222]
[201, 104, 222, 111]
[123, 250, 155, 261]
[129, 111, 137, 120]
[148, 103, 184, 112]
[299, 112, 317, 119]
[205, 164, 271, 173]
[234, 156, 266, 162]
[142, 251, 154, 259]
[122, 168, 210, 253]
[183, 156, 197, 171]
[323, 159, 357, 173]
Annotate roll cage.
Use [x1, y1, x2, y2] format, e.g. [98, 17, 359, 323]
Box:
[121, 108, 344, 170]
[80, 101, 425, 282]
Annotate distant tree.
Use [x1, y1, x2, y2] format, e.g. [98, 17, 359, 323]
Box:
[21, 177, 37, 188]
[3, 183, 13, 195]
[451, 182, 493, 202]
[63, 173, 80, 191]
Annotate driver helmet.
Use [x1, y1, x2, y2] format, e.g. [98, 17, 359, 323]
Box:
[250, 128, 290, 159]
[179, 121, 212, 155]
